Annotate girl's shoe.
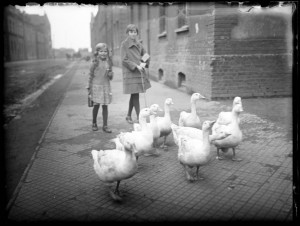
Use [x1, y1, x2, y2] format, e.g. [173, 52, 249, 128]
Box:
[92, 123, 98, 131]
[102, 126, 112, 133]
[126, 116, 133, 124]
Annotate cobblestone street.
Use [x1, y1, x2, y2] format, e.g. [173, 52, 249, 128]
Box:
[6, 60, 293, 222]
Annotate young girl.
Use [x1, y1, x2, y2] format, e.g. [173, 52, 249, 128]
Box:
[87, 43, 113, 133]
[120, 24, 151, 124]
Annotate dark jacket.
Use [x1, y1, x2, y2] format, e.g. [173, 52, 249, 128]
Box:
[120, 37, 151, 94]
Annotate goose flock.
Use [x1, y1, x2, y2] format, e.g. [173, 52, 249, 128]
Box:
[91, 94, 244, 201]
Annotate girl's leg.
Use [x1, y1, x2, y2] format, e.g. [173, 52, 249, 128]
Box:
[102, 105, 111, 133]
[92, 104, 100, 131]
[126, 94, 134, 123]
[132, 93, 140, 120]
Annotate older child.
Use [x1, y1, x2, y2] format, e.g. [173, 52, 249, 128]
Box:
[87, 43, 113, 133]
[120, 24, 151, 124]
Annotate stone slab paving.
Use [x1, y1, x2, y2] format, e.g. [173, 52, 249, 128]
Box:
[6, 60, 293, 222]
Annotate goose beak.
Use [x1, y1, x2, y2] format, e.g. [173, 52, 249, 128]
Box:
[209, 120, 216, 126]
[151, 110, 157, 115]
[132, 143, 138, 154]
[158, 107, 163, 112]
[199, 94, 206, 99]
[239, 105, 244, 112]
[109, 138, 117, 143]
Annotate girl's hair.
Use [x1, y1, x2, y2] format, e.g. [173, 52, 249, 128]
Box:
[92, 43, 112, 68]
[95, 43, 108, 51]
[126, 24, 138, 34]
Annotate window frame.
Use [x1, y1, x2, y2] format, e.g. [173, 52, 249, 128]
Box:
[158, 5, 167, 38]
[175, 3, 189, 34]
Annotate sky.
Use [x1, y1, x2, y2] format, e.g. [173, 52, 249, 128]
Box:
[16, 3, 98, 52]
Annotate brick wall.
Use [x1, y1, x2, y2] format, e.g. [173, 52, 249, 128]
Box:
[148, 3, 215, 98]
[92, 3, 293, 99]
[211, 4, 292, 99]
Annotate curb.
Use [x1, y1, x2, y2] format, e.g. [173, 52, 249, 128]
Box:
[5, 62, 79, 213]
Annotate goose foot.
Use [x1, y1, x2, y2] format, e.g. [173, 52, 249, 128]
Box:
[184, 166, 195, 181]
[196, 167, 204, 180]
[187, 176, 196, 182]
[232, 157, 242, 161]
[231, 148, 242, 161]
[144, 149, 160, 157]
[216, 156, 224, 160]
[109, 190, 122, 202]
[160, 137, 168, 150]
[153, 149, 161, 156]
[187, 173, 197, 181]
[216, 149, 224, 160]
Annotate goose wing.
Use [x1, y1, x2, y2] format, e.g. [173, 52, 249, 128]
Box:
[133, 123, 142, 131]
[178, 111, 189, 126]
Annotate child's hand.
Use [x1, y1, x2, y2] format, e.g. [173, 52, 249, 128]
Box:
[137, 65, 145, 73]
[140, 62, 146, 69]
[107, 71, 114, 80]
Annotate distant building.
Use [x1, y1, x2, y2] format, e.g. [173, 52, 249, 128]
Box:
[3, 5, 52, 62]
[53, 48, 75, 59]
[78, 48, 90, 58]
[90, 3, 292, 99]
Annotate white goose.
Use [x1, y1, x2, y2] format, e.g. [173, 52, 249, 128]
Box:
[211, 101, 243, 161]
[178, 120, 222, 181]
[214, 97, 242, 126]
[133, 104, 163, 155]
[91, 133, 138, 202]
[115, 108, 156, 159]
[171, 123, 231, 146]
[178, 93, 206, 129]
[133, 104, 162, 132]
[155, 98, 174, 149]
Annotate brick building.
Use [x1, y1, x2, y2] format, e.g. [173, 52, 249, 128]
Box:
[90, 2, 292, 99]
[3, 5, 52, 62]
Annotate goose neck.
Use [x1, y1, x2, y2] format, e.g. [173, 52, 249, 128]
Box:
[164, 105, 170, 117]
[150, 115, 156, 122]
[139, 117, 148, 129]
[231, 110, 240, 121]
[202, 130, 210, 145]
[191, 101, 197, 115]
[124, 148, 136, 162]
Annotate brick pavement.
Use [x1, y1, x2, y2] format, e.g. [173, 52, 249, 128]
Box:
[6, 60, 293, 222]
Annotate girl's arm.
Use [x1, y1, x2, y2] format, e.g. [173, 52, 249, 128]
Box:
[87, 60, 97, 89]
[121, 42, 138, 71]
[107, 54, 114, 80]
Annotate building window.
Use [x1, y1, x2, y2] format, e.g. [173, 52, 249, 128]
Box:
[175, 3, 189, 33]
[178, 3, 187, 28]
[159, 6, 166, 34]
[113, 21, 120, 49]
[158, 68, 164, 81]
[130, 5, 134, 23]
[8, 18, 12, 33]
[178, 72, 186, 88]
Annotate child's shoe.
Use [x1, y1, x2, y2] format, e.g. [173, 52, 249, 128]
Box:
[102, 126, 112, 133]
[126, 116, 133, 124]
[92, 123, 98, 131]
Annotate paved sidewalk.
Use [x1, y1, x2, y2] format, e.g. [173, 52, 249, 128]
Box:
[6, 60, 293, 222]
